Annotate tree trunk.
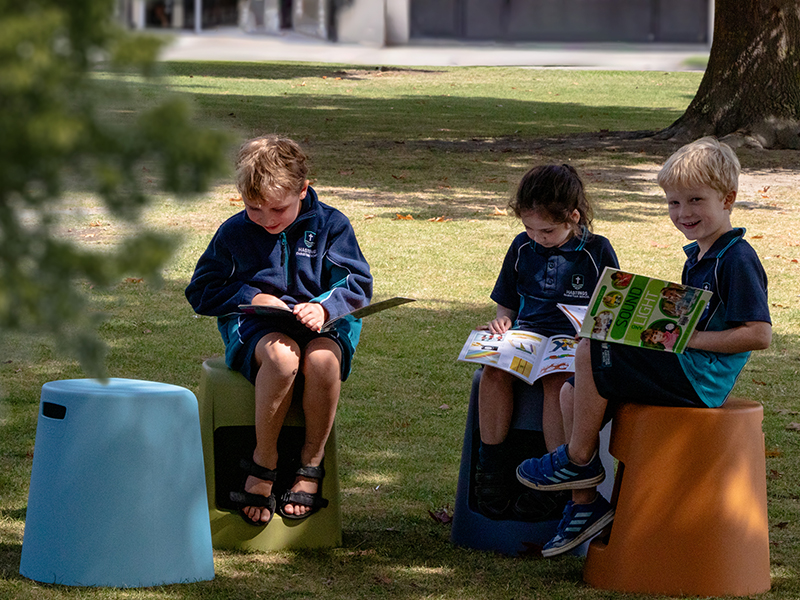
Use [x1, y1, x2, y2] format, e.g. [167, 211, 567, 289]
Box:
[657, 0, 800, 149]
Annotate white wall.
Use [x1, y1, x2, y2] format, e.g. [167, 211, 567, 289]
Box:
[334, 0, 409, 45]
[385, 0, 409, 45]
[335, 0, 385, 45]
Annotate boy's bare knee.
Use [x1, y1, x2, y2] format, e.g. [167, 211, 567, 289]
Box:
[255, 333, 301, 377]
[302, 338, 342, 378]
[575, 338, 592, 360]
[560, 383, 575, 413]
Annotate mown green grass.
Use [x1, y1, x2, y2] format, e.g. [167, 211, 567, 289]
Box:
[2, 62, 799, 599]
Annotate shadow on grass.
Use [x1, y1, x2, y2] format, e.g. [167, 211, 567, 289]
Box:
[160, 61, 447, 81]
[0, 542, 23, 581]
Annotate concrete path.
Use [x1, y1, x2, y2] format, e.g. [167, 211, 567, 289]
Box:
[158, 27, 708, 71]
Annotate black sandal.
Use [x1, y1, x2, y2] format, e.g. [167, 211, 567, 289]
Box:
[511, 489, 570, 522]
[474, 462, 514, 520]
[229, 458, 278, 526]
[277, 465, 329, 520]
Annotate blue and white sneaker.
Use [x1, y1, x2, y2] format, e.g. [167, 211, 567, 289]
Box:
[516, 444, 605, 491]
[542, 494, 615, 558]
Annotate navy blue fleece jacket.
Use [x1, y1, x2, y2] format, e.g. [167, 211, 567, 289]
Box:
[185, 186, 372, 345]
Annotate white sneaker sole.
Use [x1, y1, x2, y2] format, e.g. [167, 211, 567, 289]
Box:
[516, 467, 606, 491]
[541, 509, 615, 558]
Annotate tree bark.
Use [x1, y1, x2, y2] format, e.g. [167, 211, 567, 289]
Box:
[657, 0, 800, 149]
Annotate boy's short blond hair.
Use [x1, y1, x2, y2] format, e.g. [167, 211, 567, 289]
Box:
[657, 136, 740, 196]
[236, 135, 308, 204]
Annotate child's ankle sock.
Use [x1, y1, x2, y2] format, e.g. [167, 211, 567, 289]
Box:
[478, 441, 508, 472]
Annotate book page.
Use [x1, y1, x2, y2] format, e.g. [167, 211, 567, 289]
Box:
[557, 304, 587, 333]
[457, 330, 549, 384]
[532, 335, 579, 380]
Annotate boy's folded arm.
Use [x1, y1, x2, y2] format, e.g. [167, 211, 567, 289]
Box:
[313, 245, 373, 321]
[186, 271, 264, 316]
[687, 321, 772, 354]
[312, 281, 371, 321]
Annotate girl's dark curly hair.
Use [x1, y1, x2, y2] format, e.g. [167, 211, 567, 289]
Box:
[509, 164, 593, 233]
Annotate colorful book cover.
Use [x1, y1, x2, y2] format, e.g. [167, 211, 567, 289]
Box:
[239, 297, 415, 333]
[579, 267, 712, 353]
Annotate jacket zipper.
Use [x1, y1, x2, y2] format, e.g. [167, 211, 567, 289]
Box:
[280, 232, 289, 289]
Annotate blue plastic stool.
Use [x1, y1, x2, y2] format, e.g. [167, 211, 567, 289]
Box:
[450, 368, 614, 556]
[20, 379, 215, 587]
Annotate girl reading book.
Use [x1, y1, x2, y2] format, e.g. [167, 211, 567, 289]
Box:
[474, 164, 619, 521]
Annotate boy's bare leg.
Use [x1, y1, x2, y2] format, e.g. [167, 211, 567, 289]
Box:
[560, 380, 575, 447]
[478, 366, 514, 445]
[245, 332, 301, 523]
[281, 336, 342, 517]
[567, 338, 608, 504]
[541, 372, 570, 451]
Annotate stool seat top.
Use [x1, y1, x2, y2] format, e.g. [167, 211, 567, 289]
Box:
[43, 378, 190, 396]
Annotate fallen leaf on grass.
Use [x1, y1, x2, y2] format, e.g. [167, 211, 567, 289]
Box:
[751, 235, 763, 239]
[363, 214, 376, 220]
[768, 469, 782, 480]
[774, 408, 800, 415]
[775, 521, 789, 529]
[766, 448, 783, 458]
[650, 241, 670, 248]
[752, 378, 767, 386]
[229, 197, 243, 205]
[438, 404, 450, 410]
[491, 205, 507, 216]
[428, 505, 453, 524]
[124, 278, 143, 284]
[338, 169, 354, 176]
[786, 422, 800, 431]
[394, 214, 414, 220]
[428, 216, 451, 222]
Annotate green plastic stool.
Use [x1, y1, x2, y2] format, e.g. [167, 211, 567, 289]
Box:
[197, 357, 342, 551]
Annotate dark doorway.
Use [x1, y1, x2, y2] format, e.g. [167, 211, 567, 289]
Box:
[411, 0, 709, 44]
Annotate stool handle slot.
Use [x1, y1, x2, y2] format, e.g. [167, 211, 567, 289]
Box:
[42, 402, 66, 420]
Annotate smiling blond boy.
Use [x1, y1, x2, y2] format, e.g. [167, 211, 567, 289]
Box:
[516, 137, 772, 557]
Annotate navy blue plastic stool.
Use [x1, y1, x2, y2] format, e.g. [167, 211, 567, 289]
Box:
[450, 368, 614, 556]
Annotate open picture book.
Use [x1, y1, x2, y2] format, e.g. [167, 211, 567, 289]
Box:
[457, 268, 712, 385]
[457, 329, 579, 385]
[239, 296, 415, 333]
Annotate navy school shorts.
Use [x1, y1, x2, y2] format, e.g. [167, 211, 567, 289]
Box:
[568, 340, 705, 424]
[232, 316, 352, 385]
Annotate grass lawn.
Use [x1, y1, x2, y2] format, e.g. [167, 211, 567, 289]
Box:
[1, 61, 799, 599]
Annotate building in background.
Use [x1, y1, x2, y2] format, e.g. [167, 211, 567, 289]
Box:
[121, 0, 711, 47]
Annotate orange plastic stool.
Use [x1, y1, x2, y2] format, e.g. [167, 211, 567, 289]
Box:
[583, 399, 770, 597]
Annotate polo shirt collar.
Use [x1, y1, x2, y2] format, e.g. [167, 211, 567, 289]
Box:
[683, 227, 745, 263]
[533, 226, 590, 255]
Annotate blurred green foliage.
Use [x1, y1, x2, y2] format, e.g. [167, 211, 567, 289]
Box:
[0, 0, 230, 376]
